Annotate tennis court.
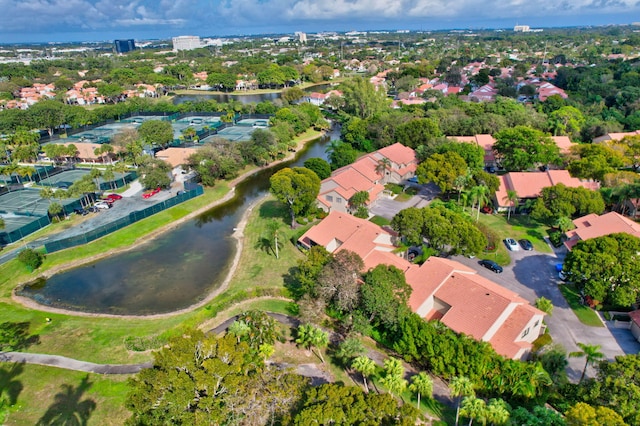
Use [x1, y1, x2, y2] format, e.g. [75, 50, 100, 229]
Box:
[206, 125, 260, 142]
[0, 212, 51, 244]
[0, 188, 78, 216]
[121, 115, 169, 124]
[236, 118, 269, 127]
[38, 169, 91, 189]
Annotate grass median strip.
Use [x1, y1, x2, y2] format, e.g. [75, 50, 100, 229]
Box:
[558, 283, 604, 327]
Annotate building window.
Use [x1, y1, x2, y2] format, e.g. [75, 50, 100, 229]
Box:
[326, 195, 333, 202]
[534, 320, 539, 328]
[521, 327, 530, 338]
[336, 197, 343, 203]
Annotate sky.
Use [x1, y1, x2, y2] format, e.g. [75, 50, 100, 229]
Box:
[0, 0, 638, 44]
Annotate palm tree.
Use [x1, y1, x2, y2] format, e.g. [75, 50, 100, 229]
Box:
[380, 358, 407, 398]
[503, 189, 518, 222]
[295, 323, 329, 363]
[89, 168, 103, 192]
[569, 342, 605, 383]
[470, 185, 490, 222]
[227, 320, 250, 343]
[460, 396, 487, 426]
[102, 166, 116, 190]
[375, 158, 392, 184]
[450, 376, 475, 426]
[408, 372, 433, 409]
[485, 398, 510, 425]
[265, 220, 282, 259]
[114, 162, 128, 188]
[352, 356, 376, 393]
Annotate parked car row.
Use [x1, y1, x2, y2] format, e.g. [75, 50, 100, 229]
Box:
[504, 238, 534, 251]
[142, 187, 161, 199]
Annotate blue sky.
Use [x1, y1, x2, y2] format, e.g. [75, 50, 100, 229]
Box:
[0, 0, 638, 44]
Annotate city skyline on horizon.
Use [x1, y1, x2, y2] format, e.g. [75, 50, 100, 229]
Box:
[0, 0, 639, 44]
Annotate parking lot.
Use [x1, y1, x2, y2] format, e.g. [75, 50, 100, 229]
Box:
[453, 243, 640, 381]
[31, 185, 179, 244]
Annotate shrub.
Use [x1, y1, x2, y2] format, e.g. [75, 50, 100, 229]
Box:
[17, 248, 44, 272]
[548, 230, 563, 247]
[532, 333, 553, 352]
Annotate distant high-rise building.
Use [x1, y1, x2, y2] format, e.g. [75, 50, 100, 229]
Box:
[172, 36, 202, 51]
[114, 39, 136, 54]
[513, 25, 531, 32]
[295, 32, 307, 43]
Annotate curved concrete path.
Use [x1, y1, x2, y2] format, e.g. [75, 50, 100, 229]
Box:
[0, 352, 152, 374]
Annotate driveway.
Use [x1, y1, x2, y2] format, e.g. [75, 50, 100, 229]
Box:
[453, 244, 640, 381]
[369, 182, 440, 220]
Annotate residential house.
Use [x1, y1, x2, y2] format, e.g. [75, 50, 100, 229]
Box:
[564, 211, 640, 250]
[551, 136, 576, 155]
[298, 211, 545, 359]
[494, 170, 600, 211]
[407, 257, 545, 360]
[537, 82, 568, 102]
[155, 147, 200, 168]
[449, 134, 497, 167]
[467, 84, 498, 102]
[593, 131, 640, 143]
[317, 143, 418, 213]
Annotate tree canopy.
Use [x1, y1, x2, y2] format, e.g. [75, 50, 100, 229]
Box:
[270, 167, 321, 228]
[126, 330, 309, 425]
[493, 126, 560, 171]
[564, 233, 640, 307]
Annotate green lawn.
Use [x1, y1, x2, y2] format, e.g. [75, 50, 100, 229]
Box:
[475, 211, 552, 266]
[558, 284, 604, 327]
[3, 364, 130, 426]
[370, 215, 391, 226]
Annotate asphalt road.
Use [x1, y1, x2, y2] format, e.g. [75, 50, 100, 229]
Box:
[369, 182, 440, 220]
[453, 241, 640, 381]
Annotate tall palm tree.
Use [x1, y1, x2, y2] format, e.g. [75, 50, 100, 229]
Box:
[375, 158, 392, 184]
[450, 376, 475, 426]
[470, 185, 490, 222]
[409, 372, 433, 409]
[380, 358, 407, 398]
[295, 324, 329, 363]
[352, 356, 376, 393]
[569, 342, 605, 383]
[485, 398, 510, 425]
[503, 189, 518, 222]
[266, 220, 282, 259]
[460, 395, 487, 426]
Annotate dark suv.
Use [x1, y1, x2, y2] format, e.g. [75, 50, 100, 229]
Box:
[479, 259, 503, 273]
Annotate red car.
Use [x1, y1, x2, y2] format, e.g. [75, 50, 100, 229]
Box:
[142, 187, 161, 199]
[104, 193, 123, 201]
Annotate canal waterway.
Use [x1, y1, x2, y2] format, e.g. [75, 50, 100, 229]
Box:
[19, 133, 334, 315]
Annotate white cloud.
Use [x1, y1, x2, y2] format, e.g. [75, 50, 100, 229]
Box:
[0, 0, 639, 40]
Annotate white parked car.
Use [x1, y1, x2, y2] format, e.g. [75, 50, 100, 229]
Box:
[94, 201, 111, 210]
[504, 238, 520, 251]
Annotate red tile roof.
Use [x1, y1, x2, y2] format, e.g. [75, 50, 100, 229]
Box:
[299, 215, 544, 358]
[565, 212, 640, 249]
[495, 170, 600, 207]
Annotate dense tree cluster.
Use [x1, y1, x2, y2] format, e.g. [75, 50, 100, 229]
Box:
[392, 205, 487, 257]
[530, 183, 605, 225]
[563, 233, 640, 307]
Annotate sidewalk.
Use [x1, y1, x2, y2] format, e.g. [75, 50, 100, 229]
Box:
[121, 180, 142, 197]
[0, 351, 151, 374]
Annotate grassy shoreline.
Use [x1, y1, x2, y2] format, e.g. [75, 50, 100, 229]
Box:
[0, 129, 322, 363]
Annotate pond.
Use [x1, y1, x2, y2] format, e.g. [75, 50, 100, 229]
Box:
[18, 132, 335, 315]
[173, 83, 332, 105]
